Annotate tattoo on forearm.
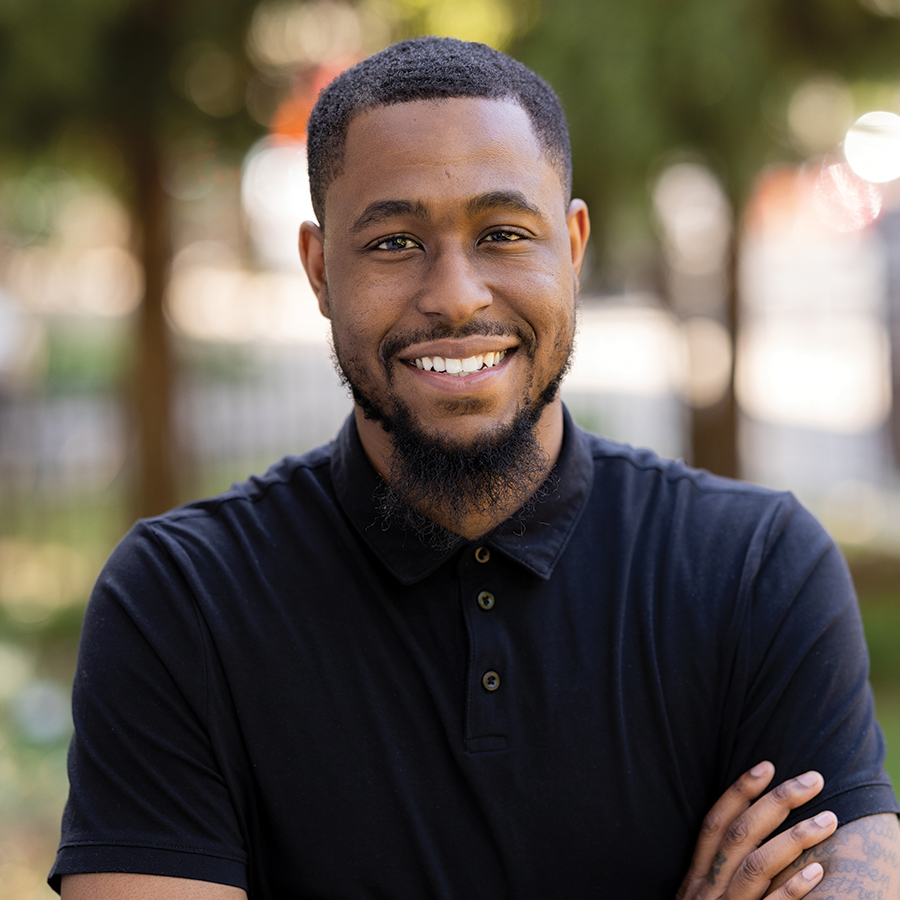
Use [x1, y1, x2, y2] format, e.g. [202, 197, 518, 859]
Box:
[785, 814, 900, 900]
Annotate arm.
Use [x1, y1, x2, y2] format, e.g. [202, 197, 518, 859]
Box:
[61, 873, 247, 899]
[769, 813, 900, 899]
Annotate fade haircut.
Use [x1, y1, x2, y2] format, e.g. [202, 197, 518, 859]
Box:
[305, 36, 572, 226]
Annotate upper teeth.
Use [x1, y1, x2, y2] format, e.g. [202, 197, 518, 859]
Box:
[413, 350, 507, 375]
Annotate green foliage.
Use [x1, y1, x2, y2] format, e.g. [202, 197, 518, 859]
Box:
[512, 0, 900, 267]
[0, 0, 262, 162]
[43, 318, 130, 397]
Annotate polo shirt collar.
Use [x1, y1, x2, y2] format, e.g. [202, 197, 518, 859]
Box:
[331, 406, 594, 585]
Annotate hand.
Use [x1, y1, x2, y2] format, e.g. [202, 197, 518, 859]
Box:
[677, 761, 838, 900]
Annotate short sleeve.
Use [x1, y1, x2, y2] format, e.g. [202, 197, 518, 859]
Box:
[726, 500, 899, 830]
[49, 523, 248, 893]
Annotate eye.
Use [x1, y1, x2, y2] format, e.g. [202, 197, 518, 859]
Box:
[481, 229, 526, 244]
[372, 235, 421, 251]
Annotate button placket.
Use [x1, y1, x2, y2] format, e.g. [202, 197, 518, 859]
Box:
[460, 547, 508, 752]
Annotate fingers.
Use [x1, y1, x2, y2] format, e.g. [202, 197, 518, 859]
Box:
[727, 810, 837, 898]
[681, 761, 776, 890]
[678, 764, 833, 900]
[714, 770, 826, 878]
[763, 862, 824, 900]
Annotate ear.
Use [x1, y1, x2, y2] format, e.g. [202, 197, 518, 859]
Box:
[299, 221, 330, 317]
[565, 199, 591, 276]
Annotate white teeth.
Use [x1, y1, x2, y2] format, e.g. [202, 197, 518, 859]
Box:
[412, 349, 506, 375]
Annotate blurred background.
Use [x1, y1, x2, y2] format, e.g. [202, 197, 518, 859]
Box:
[1, 0, 900, 895]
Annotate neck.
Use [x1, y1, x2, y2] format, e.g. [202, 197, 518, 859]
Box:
[356, 401, 565, 541]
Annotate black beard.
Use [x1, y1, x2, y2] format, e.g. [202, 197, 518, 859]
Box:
[373, 391, 556, 551]
[330, 328, 572, 550]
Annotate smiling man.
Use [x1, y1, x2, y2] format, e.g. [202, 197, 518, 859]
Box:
[52, 38, 899, 900]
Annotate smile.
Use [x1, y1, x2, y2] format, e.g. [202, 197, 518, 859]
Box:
[411, 350, 508, 376]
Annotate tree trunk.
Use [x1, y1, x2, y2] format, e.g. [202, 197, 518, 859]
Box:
[688, 222, 739, 480]
[131, 136, 178, 520]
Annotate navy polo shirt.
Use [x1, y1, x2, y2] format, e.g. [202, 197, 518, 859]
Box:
[51, 409, 898, 898]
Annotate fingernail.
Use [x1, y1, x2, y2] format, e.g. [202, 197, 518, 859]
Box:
[801, 863, 823, 881]
[814, 811, 836, 828]
[750, 762, 770, 777]
[797, 771, 819, 787]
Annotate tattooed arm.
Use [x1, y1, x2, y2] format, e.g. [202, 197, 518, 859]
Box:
[770, 813, 900, 899]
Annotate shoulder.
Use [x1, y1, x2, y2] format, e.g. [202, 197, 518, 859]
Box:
[569, 427, 846, 630]
[96, 439, 343, 616]
[130, 440, 338, 550]
[578, 428, 823, 552]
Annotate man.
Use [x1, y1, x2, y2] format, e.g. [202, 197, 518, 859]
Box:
[52, 38, 898, 898]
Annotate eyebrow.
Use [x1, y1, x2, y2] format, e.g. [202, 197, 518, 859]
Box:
[466, 190, 546, 222]
[348, 190, 547, 236]
[349, 199, 429, 235]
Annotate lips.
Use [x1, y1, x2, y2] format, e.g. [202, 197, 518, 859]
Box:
[411, 350, 508, 376]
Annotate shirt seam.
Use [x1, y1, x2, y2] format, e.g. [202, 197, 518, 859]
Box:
[55, 839, 246, 863]
[143, 450, 335, 524]
[590, 444, 794, 500]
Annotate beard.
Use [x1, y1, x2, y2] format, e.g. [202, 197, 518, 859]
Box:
[331, 319, 574, 550]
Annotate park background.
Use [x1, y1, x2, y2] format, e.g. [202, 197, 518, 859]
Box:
[2, 0, 900, 895]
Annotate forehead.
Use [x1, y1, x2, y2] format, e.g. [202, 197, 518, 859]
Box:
[323, 97, 564, 225]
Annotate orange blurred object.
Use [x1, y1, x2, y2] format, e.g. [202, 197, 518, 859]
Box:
[270, 58, 358, 143]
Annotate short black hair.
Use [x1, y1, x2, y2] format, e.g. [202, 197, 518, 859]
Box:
[306, 36, 572, 225]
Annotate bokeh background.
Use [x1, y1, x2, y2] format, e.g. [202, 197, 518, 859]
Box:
[2, 0, 900, 895]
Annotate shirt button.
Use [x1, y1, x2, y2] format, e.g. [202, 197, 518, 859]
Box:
[474, 546, 490, 564]
[477, 591, 495, 610]
[482, 670, 501, 692]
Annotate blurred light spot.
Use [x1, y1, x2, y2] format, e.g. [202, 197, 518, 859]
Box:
[0, 643, 34, 702]
[429, 0, 515, 46]
[6, 244, 142, 316]
[682, 317, 732, 408]
[820, 480, 885, 545]
[167, 244, 327, 344]
[54, 189, 132, 250]
[736, 317, 891, 432]
[242, 137, 315, 270]
[857, 0, 900, 17]
[184, 46, 244, 118]
[0, 540, 94, 624]
[653, 163, 731, 275]
[566, 303, 684, 397]
[248, 0, 362, 69]
[813, 158, 882, 232]
[11, 680, 71, 743]
[788, 75, 854, 156]
[844, 111, 900, 184]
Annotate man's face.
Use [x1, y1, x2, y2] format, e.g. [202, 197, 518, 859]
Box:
[302, 97, 589, 461]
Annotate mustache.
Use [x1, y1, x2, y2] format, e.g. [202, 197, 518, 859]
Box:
[380, 320, 536, 364]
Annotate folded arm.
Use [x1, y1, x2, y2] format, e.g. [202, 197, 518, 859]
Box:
[770, 812, 900, 899]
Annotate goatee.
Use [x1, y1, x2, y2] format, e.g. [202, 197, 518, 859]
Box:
[332, 328, 571, 550]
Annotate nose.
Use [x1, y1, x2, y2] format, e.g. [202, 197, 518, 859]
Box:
[415, 246, 493, 323]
